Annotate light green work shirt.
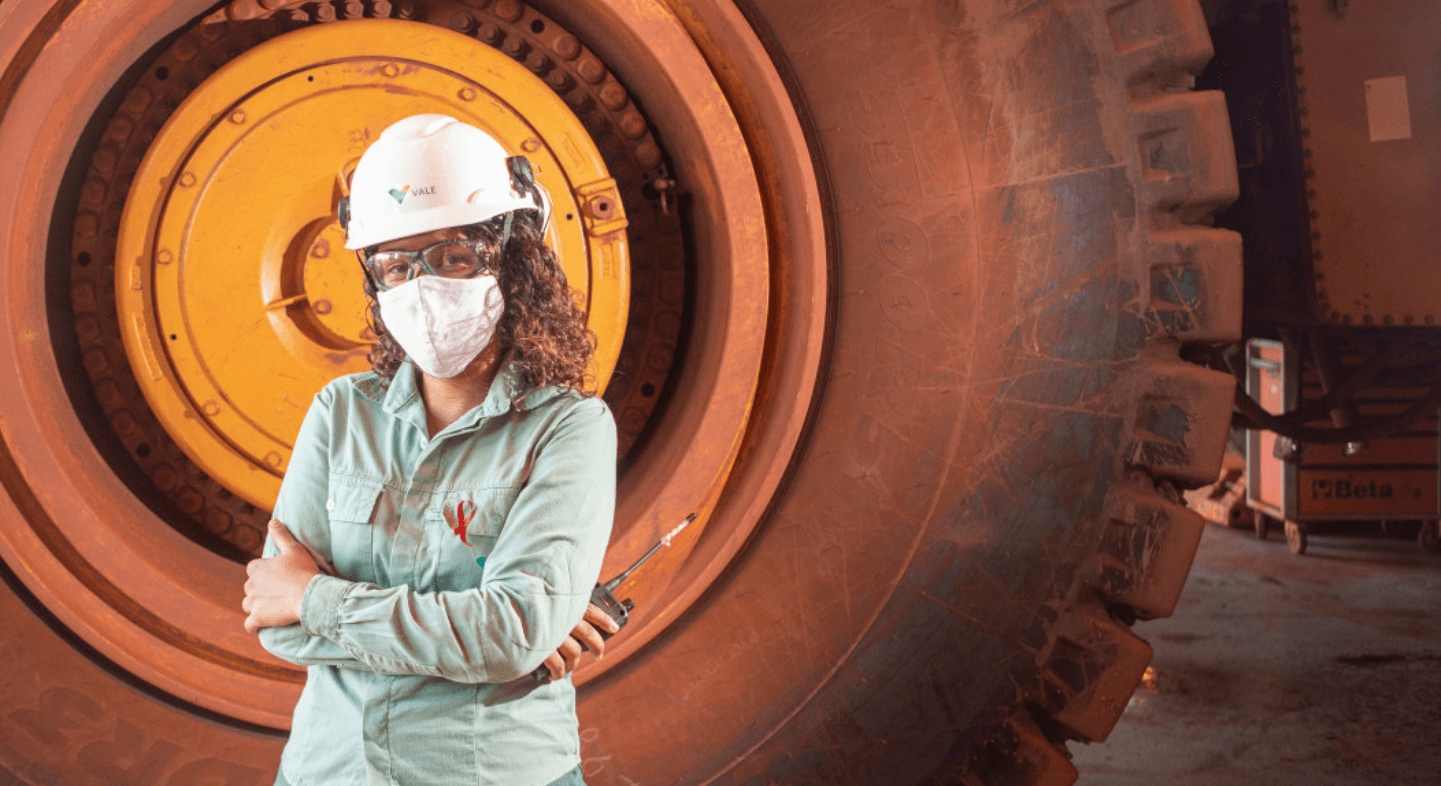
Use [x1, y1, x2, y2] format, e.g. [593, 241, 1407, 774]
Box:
[258, 360, 616, 786]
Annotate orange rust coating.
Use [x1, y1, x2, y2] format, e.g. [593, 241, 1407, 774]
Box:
[0, 0, 306, 727]
[1291, 1, 1441, 326]
[0, 0, 1245, 784]
[560, 0, 830, 683]
[114, 20, 629, 511]
[0, 0, 796, 731]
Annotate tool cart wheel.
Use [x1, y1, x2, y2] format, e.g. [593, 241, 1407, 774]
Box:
[1419, 520, 1441, 554]
[1285, 519, 1308, 556]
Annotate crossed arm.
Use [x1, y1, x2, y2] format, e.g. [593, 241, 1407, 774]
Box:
[243, 523, 617, 680]
[243, 386, 618, 683]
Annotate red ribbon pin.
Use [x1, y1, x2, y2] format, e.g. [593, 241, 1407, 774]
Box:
[453, 501, 476, 545]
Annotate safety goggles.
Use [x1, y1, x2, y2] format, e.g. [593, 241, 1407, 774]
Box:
[363, 238, 497, 291]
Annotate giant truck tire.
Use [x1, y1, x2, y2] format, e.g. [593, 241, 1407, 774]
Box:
[0, 0, 1240, 784]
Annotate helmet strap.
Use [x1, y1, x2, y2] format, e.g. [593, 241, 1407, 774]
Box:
[505, 154, 551, 233]
[532, 181, 553, 237]
[501, 211, 515, 248]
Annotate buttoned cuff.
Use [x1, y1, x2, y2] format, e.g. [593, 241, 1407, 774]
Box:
[300, 574, 349, 639]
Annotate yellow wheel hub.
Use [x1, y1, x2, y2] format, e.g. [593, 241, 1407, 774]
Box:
[117, 20, 629, 510]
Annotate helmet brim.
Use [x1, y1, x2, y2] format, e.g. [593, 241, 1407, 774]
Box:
[344, 200, 538, 249]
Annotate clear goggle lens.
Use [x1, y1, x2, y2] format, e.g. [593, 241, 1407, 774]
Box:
[366, 238, 495, 289]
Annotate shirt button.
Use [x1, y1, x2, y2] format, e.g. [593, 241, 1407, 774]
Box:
[326, 499, 335, 511]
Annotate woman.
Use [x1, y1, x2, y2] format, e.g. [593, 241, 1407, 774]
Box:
[241, 114, 616, 786]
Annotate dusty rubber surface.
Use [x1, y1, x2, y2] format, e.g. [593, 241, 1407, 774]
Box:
[0, 565, 283, 784]
[0, 0, 1241, 783]
[575, 2, 1237, 782]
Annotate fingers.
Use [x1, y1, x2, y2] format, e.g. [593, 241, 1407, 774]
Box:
[571, 620, 605, 658]
[267, 519, 298, 553]
[558, 636, 582, 675]
[542, 652, 563, 681]
[582, 603, 621, 635]
[242, 557, 306, 634]
[574, 604, 618, 657]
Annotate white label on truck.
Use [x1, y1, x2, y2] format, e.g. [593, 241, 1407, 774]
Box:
[1364, 76, 1412, 142]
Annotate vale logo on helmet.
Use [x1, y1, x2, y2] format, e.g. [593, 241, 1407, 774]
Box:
[387, 184, 437, 204]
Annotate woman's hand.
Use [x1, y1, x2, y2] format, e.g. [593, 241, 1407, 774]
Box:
[243, 520, 320, 635]
[540, 603, 620, 680]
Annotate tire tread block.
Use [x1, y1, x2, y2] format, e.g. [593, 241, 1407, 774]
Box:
[1040, 609, 1153, 743]
[1138, 228, 1243, 343]
[1103, 0, 1212, 87]
[1123, 363, 1235, 487]
[1131, 91, 1239, 225]
[964, 713, 1079, 786]
[1095, 484, 1207, 618]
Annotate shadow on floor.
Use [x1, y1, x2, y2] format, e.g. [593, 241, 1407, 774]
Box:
[1071, 521, 1441, 785]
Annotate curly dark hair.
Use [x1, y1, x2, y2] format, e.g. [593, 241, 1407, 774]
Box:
[361, 211, 597, 393]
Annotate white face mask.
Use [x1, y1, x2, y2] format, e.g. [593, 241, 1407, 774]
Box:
[377, 274, 505, 378]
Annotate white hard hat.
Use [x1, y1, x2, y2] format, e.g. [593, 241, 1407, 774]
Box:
[343, 114, 541, 250]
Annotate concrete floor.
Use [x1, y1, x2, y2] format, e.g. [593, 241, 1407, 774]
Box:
[1071, 519, 1441, 785]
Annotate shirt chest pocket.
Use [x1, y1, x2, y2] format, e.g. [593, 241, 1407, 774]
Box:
[420, 487, 517, 591]
[325, 474, 386, 584]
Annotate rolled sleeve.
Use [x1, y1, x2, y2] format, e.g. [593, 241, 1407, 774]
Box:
[300, 574, 349, 638]
[257, 383, 437, 675]
[258, 385, 350, 667]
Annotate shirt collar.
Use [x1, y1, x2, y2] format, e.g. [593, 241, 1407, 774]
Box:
[380, 359, 428, 434]
[498, 364, 569, 412]
[381, 359, 567, 435]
